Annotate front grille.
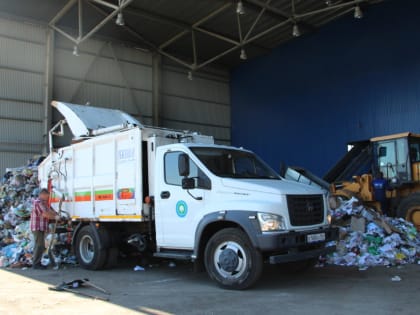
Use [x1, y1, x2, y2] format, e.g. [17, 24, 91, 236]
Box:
[286, 194, 324, 226]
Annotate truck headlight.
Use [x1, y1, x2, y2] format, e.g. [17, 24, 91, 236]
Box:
[257, 213, 285, 232]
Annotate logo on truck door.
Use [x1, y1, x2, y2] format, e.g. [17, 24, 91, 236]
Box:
[176, 200, 188, 218]
[117, 188, 135, 200]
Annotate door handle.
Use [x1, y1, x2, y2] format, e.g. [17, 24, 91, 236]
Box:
[160, 191, 171, 199]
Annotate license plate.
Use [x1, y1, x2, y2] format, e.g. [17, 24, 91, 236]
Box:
[307, 233, 325, 243]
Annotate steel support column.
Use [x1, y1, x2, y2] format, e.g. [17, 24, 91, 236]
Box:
[43, 28, 55, 154]
[152, 53, 162, 126]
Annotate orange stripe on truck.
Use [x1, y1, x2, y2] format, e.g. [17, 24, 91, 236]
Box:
[95, 189, 114, 201]
[75, 191, 91, 202]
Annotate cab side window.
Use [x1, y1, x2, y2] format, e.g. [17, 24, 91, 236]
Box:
[164, 152, 211, 189]
[410, 142, 420, 162]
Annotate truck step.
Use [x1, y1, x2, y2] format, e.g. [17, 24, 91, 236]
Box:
[154, 250, 193, 260]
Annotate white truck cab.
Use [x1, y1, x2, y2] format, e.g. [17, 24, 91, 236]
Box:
[39, 101, 338, 289]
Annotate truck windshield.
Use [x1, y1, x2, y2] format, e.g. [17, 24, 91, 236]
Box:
[190, 147, 280, 179]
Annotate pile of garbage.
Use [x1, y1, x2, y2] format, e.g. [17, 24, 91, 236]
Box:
[0, 157, 76, 268]
[326, 197, 420, 270]
[0, 158, 41, 268]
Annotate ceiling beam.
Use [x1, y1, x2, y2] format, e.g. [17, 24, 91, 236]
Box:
[244, 0, 316, 33]
[59, 0, 269, 69]
[87, 1, 158, 50]
[196, 15, 292, 70]
[87, 0, 193, 69]
[122, 5, 190, 30]
[49, 0, 77, 26]
[159, 30, 189, 49]
[91, 0, 265, 54]
[143, 2, 232, 53]
[48, 0, 381, 73]
[50, 0, 134, 45]
[244, 0, 272, 41]
[295, 0, 364, 19]
[245, 0, 291, 20]
[81, 0, 133, 43]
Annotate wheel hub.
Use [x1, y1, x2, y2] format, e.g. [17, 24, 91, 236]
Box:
[79, 235, 94, 263]
[218, 248, 239, 272]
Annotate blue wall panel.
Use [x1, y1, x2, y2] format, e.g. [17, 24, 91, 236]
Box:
[231, 0, 420, 177]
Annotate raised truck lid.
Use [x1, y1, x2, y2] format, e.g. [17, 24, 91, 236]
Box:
[52, 101, 142, 138]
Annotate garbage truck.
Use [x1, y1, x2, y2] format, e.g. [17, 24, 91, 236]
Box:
[38, 101, 338, 289]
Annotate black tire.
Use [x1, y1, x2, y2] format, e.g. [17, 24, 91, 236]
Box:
[397, 193, 420, 224]
[204, 228, 263, 290]
[75, 225, 108, 270]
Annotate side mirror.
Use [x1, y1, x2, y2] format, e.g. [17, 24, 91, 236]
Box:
[182, 178, 195, 190]
[178, 153, 190, 177]
[378, 146, 387, 157]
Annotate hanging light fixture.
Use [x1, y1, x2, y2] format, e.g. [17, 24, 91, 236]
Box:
[72, 45, 79, 56]
[240, 48, 247, 60]
[325, 0, 332, 5]
[116, 0, 125, 26]
[292, 23, 301, 37]
[116, 12, 125, 26]
[236, 0, 245, 15]
[187, 71, 193, 81]
[354, 5, 363, 19]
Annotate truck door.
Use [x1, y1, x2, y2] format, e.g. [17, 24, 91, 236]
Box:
[154, 148, 210, 249]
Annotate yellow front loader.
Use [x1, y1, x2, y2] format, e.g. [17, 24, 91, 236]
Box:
[326, 132, 420, 230]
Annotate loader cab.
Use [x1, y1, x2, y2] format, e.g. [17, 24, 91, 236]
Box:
[372, 133, 420, 184]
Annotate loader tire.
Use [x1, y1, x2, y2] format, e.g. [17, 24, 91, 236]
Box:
[204, 228, 263, 290]
[397, 193, 420, 230]
[75, 225, 108, 270]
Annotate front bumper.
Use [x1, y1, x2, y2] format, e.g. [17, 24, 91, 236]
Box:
[268, 244, 336, 264]
[255, 226, 339, 264]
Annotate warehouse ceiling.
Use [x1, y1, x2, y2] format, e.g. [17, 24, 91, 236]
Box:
[0, 0, 384, 71]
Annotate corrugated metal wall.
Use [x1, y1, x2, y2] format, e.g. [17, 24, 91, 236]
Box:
[231, 0, 418, 177]
[0, 17, 46, 173]
[53, 37, 154, 125]
[161, 66, 231, 144]
[0, 15, 231, 172]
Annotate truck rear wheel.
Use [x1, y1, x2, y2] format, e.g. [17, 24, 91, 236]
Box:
[397, 193, 420, 230]
[75, 225, 108, 270]
[204, 228, 262, 290]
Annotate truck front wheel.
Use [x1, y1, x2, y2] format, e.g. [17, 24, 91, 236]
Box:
[75, 225, 107, 270]
[204, 228, 263, 290]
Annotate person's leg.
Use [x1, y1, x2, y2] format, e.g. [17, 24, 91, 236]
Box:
[380, 199, 389, 216]
[32, 230, 45, 267]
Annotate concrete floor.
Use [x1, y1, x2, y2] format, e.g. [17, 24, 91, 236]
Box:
[0, 261, 418, 315]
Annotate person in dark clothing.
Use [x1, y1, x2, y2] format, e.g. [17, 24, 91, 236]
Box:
[373, 172, 389, 215]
